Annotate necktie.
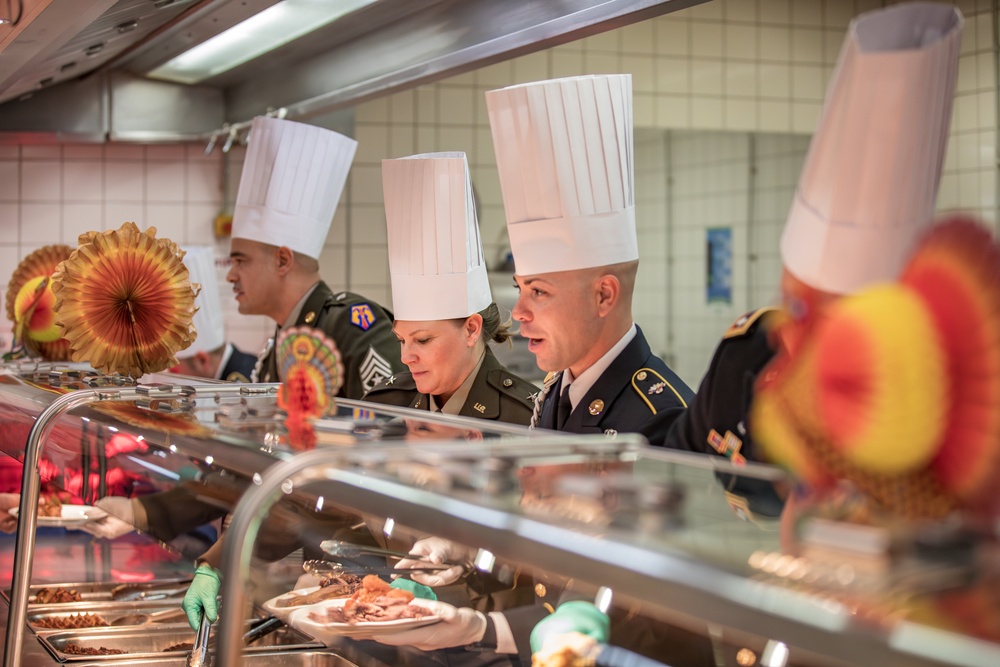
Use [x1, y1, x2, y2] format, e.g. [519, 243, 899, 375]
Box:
[556, 387, 573, 429]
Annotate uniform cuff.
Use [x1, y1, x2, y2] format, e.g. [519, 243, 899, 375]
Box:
[487, 611, 518, 655]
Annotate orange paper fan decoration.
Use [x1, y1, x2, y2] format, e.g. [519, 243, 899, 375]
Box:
[51, 222, 198, 377]
[899, 216, 1000, 508]
[5, 244, 73, 360]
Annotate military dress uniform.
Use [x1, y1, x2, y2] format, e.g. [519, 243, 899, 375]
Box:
[253, 282, 402, 399]
[662, 308, 785, 518]
[219, 343, 257, 383]
[534, 326, 693, 443]
[364, 348, 537, 426]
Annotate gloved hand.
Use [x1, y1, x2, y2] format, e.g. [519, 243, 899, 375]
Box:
[366, 599, 486, 650]
[182, 563, 221, 630]
[389, 578, 437, 601]
[79, 497, 141, 540]
[530, 601, 610, 653]
[532, 631, 602, 665]
[394, 536, 471, 587]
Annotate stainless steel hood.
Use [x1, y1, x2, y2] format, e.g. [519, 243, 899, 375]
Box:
[0, 0, 707, 142]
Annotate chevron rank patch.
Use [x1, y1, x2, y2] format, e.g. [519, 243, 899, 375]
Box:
[359, 345, 393, 392]
[350, 303, 376, 330]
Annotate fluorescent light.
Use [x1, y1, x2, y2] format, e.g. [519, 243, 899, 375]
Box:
[148, 0, 377, 84]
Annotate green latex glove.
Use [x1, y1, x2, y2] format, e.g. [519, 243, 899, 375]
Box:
[182, 564, 221, 630]
[390, 577, 437, 600]
[529, 601, 610, 653]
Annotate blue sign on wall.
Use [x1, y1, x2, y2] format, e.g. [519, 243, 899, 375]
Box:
[706, 227, 732, 304]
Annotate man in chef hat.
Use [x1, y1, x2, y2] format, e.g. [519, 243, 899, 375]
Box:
[486, 73, 694, 442]
[173, 245, 257, 382]
[227, 115, 401, 396]
[529, 6, 963, 666]
[663, 1, 962, 499]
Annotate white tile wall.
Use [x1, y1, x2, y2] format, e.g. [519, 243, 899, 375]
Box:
[0, 0, 994, 384]
[348, 0, 997, 386]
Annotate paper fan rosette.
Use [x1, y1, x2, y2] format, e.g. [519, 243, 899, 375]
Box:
[752, 217, 1000, 519]
[51, 222, 198, 377]
[5, 244, 73, 360]
[276, 326, 344, 450]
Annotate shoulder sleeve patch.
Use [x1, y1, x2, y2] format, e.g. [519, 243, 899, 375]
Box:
[631, 368, 689, 414]
[350, 303, 377, 330]
[723, 307, 778, 340]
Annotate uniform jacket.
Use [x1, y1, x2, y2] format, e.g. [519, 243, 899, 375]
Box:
[536, 326, 694, 443]
[363, 347, 538, 426]
[663, 308, 785, 517]
[256, 282, 403, 400]
[219, 343, 257, 383]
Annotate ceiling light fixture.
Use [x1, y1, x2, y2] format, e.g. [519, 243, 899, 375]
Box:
[147, 0, 377, 85]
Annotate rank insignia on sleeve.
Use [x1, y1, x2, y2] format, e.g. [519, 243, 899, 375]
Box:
[350, 304, 376, 330]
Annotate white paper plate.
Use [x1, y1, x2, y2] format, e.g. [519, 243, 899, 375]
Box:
[9, 504, 96, 529]
[287, 597, 440, 644]
[262, 586, 332, 624]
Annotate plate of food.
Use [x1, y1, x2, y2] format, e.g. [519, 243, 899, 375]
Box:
[9, 500, 97, 529]
[262, 573, 364, 623]
[287, 576, 439, 643]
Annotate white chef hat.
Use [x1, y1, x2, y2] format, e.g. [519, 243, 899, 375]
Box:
[176, 246, 225, 359]
[486, 74, 635, 276]
[382, 152, 492, 321]
[782, 2, 962, 295]
[232, 116, 357, 260]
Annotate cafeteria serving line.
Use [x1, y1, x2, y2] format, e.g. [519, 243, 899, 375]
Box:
[1, 1, 999, 666]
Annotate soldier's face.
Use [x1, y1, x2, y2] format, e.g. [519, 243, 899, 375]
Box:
[227, 239, 279, 317]
[392, 317, 482, 399]
[512, 270, 601, 373]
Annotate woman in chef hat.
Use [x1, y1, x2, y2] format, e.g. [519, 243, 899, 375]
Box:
[364, 152, 538, 425]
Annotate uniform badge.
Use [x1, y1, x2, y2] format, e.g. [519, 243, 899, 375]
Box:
[588, 399, 605, 416]
[359, 346, 393, 392]
[304, 311, 316, 324]
[707, 428, 747, 465]
[648, 382, 666, 395]
[473, 402, 486, 413]
[604, 429, 618, 439]
[350, 304, 376, 330]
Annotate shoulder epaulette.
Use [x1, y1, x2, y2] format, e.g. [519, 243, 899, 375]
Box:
[723, 307, 778, 340]
[489, 370, 536, 408]
[631, 368, 689, 414]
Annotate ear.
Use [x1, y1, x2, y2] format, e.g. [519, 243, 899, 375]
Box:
[595, 274, 621, 318]
[464, 313, 484, 346]
[274, 246, 295, 276]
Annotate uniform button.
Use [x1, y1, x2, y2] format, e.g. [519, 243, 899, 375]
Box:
[636, 371, 647, 381]
[534, 583, 547, 597]
[588, 399, 604, 416]
[503, 378, 513, 387]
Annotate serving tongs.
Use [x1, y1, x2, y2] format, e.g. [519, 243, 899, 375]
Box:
[302, 560, 450, 577]
[111, 581, 190, 602]
[318, 539, 458, 568]
[187, 615, 283, 667]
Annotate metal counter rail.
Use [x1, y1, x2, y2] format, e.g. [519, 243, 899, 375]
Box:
[2, 381, 278, 667]
[217, 447, 1000, 667]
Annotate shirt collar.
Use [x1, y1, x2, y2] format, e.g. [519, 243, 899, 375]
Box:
[562, 323, 637, 410]
[215, 342, 235, 380]
[428, 350, 487, 415]
[282, 281, 320, 330]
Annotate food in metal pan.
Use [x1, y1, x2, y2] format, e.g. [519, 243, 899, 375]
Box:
[62, 643, 127, 655]
[34, 612, 107, 629]
[33, 587, 83, 604]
